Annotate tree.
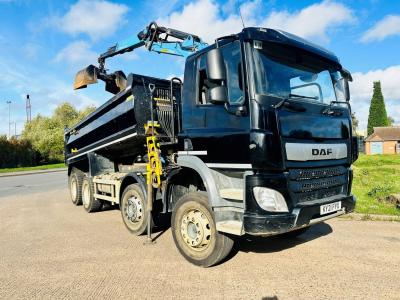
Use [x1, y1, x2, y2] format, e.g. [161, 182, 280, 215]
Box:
[388, 116, 395, 126]
[22, 102, 96, 163]
[367, 81, 389, 136]
[0, 134, 38, 168]
[54, 102, 79, 128]
[351, 112, 359, 134]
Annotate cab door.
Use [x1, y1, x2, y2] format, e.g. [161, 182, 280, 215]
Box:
[182, 41, 250, 164]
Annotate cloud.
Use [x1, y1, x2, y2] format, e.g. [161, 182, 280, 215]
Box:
[166, 74, 184, 81]
[0, 57, 98, 135]
[56, 0, 128, 40]
[54, 40, 97, 67]
[157, 0, 354, 43]
[157, 0, 246, 43]
[350, 65, 400, 131]
[361, 15, 400, 42]
[262, 1, 354, 42]
[23, 42, 41, 59]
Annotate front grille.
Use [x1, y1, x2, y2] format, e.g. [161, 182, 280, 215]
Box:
[289, 166, 347, 181]
[288, 166, 348, 203]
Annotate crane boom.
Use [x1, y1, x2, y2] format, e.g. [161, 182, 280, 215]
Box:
[98, 22, 207, 68]
[74, 21, 207, 92]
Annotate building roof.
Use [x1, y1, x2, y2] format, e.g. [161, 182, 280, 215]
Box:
[365, 126, 400, 142]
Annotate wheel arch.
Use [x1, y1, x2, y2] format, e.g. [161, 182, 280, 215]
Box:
[67, 155, 89, 176]
[165, 156, 223, 212]
[119, 173, 147, 204]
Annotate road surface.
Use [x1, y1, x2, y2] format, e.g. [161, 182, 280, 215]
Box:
[0, 172, 399, 299]
[0, 171, 66, 198]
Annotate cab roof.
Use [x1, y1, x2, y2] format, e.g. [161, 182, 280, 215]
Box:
[188, 27, 341, 68]
[241, 27, 340, 66]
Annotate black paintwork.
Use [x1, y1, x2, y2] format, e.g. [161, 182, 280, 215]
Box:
[65, 73, 181, 162]
[243, 195, 355, 235]
[65, 26, 356, 235]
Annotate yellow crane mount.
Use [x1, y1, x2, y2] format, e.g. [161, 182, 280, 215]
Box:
[144, 83, 162, 243]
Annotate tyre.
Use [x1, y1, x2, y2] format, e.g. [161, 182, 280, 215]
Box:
[171, 192, 234, 267]
[120, 184, 152, 235]
[82, 176, 102, 213]
[69, 168, 84, 206]
[280, 226, 310, 238]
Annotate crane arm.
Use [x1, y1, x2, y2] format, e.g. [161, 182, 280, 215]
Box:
[74, 22, 207, 92]
[98, 22, 207, 69]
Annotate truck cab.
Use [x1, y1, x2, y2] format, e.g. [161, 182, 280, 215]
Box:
[66, 25, 357, 267]
[178, 27, 357, 236]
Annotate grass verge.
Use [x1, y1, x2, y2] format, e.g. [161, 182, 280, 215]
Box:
[0, 163, 65, 173]
[353, 154, 400, 216]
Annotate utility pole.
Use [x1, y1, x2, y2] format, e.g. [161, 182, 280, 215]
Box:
[6, 100, 11, 139]
[26, 94, 31, 123]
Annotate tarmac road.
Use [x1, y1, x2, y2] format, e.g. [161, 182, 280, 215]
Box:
[0, 171, 66, 198]
[0, 172, 399, 299]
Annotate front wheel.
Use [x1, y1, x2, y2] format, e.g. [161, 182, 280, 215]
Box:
[171, 192, 234, 267]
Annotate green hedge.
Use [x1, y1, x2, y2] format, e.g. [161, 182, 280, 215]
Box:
[0, 135, 40, 168]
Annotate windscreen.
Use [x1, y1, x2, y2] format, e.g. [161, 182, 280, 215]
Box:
[251, 41, 346, 104]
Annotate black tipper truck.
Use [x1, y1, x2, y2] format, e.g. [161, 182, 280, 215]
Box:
[65, 23, 358, 267]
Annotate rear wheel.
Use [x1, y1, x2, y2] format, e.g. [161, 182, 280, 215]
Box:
[171, 192, 234, 267]
[120, 184, 151, 235]
[82, 176, 102, 213]
[69, 168, 83, 206]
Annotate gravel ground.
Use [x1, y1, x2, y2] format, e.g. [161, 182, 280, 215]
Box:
[0, 185, 399, 299]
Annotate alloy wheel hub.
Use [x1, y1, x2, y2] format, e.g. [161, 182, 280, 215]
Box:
[126, 196, 143, 223]
[70, 179, 77, 200]
[82, 182, 90, 206]
[180, 209, 211, 250]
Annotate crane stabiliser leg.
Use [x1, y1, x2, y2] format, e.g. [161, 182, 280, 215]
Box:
[144, 84, 162, 244]
[144, 133, 162, 244]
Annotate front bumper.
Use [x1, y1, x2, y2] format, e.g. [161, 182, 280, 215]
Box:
[243, 195, 356, 236]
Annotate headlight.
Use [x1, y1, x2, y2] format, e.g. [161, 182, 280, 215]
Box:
[253, 187, 288, 212]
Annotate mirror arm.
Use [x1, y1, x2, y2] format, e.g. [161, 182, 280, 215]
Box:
[224, 102, 247, 116]
[341, 68, 353, 82]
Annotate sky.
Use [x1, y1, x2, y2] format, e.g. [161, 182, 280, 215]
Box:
[0, 0, 399, 136]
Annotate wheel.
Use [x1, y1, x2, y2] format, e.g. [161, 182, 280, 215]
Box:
[120, 184, 152, 235]
[82, 176, 102, 213]
[280, 226, 310, 238]
[69, 168, 84, 206]
[171, 192, 234, 267]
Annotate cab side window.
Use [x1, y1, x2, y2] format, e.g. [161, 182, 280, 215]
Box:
[197, 55, 208, 105]
[220, 41, 243, 105]
[196, 41, 243, 105]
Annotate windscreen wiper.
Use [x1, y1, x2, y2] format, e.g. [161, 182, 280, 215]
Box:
[322, 101, 347, 116]
[273, 98, 306, 112]
[289, 93, 319, 100]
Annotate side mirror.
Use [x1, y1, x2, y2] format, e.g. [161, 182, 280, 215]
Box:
[206, 48, 226, 81]
[344, 78, 350, 102]
[340, 68, 352, 102]
[208, 86, 227, 104]
[340, 77, 350, 102]
[206, 48, 227, 104]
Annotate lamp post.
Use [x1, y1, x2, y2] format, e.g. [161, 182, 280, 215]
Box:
[6, 101, 11, 139]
